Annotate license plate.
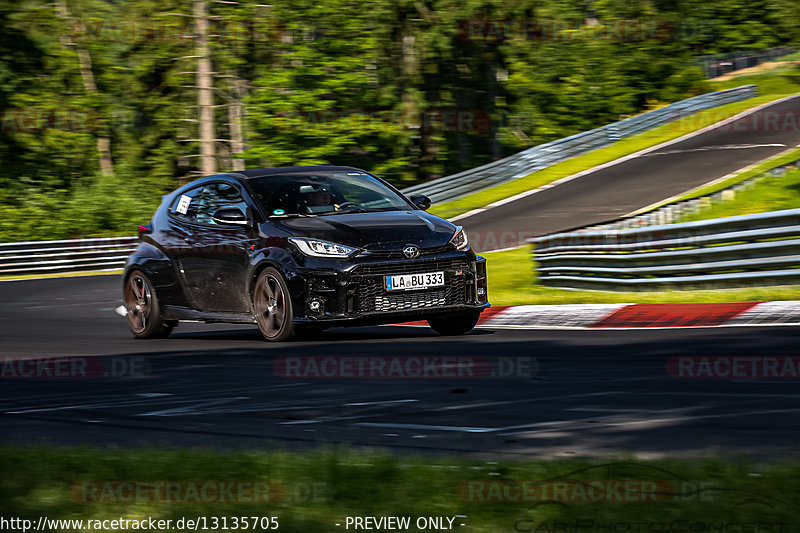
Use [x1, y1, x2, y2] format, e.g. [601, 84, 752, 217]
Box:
[384, 271, 445, 292]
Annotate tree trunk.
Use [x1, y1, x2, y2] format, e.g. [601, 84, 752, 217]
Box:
[195, 0, 216, 175]
[228, 78, 246, 172]
[56, 0, 114, 175]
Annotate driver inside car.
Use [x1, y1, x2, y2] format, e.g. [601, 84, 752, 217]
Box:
[300, 184, 339, 213]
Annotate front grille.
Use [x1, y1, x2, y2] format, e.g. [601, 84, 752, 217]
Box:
[373, 290, 447, 312]
[352, 258, 470, 313]
[355, 245, 452, 259]
[352, 257, 468, 276]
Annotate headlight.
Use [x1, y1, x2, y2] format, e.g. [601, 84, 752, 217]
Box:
[289, 237, 357, 258]
[449, 226, 469, 251]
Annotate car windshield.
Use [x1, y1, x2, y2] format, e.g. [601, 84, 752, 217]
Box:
[248, 170, 413, 216]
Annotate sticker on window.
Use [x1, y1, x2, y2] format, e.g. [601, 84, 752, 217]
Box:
[176, 194, 192, 215]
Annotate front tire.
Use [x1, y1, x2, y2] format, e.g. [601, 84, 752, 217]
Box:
[253, 268, 295, 342]
[124, 270, 174, 339]
[428, 310, 481, 336]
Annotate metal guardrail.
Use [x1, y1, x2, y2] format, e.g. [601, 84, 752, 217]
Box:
[0, 85, 764, 279]
[0, 236, 137, 277]
[401, 85, 757, 203]
[696, 46, 796, 79]
[559, 158, 800, 233]
[532, 209, 800, 291]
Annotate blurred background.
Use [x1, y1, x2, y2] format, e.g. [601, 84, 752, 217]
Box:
[1, 0, 799, 242]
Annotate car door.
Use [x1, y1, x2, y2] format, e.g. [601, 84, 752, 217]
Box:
[169, 181, 255, 313]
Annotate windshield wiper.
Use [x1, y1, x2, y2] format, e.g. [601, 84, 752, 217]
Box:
[322, 207, 395, 216]
[267, 213, 316, 219]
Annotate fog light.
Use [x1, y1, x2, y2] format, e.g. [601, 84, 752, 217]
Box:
[309, 299, 323, 315]
[476, 281, 488, 304]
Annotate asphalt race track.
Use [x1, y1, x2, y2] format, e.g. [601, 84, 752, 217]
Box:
[460, 95, 800, 251]
[2, 275, 800, 459]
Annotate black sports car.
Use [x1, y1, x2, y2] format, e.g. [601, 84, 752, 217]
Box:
[123, 166, 489, 341]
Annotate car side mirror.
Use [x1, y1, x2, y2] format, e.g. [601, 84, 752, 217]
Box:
[212, 207, 250, 226]
[409, 194, 431, 211]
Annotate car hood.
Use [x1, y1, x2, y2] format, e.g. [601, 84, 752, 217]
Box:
[270, 210, 456, 250]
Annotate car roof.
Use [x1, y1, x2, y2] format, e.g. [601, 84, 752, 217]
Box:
[234, 166, 365, 179]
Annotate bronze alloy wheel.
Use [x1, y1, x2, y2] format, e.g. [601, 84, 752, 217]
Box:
[126, 272, 152, 334]
[124, 270, 173, 338]
[254, 268, 295, 341]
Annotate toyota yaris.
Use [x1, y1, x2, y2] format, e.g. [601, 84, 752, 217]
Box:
[123, 166, 489, 341]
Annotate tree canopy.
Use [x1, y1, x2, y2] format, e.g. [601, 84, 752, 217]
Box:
[0, 0, 798, 240]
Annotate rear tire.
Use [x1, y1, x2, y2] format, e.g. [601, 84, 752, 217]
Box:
[124, 270, 173, 339]
[253, 268, 296, 342]
[428, 310, 481, 336]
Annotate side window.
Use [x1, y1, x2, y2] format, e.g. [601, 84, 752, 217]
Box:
[170, 186, 204, 223]
[170, 182, 249, 225]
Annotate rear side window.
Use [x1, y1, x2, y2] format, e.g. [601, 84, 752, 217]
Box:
[170, 182, 248, 225]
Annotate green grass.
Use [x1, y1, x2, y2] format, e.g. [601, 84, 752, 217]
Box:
[638, 147, 800, 212]
[484, 246, 800, 305]
[678, 167, 800, 223]
[430, 65, 800, 221]
[711, 64, 800, 90]
[1, 446, 798, 532]
[429, 94, 792, 220]
[779, 50, 800, 62]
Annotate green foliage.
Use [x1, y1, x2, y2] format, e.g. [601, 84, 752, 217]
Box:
[0, 172, 161, 241]
[1, 0, 799, 241]
[242, 0, 414, 178]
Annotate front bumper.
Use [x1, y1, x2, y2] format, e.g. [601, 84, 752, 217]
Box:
[288, 250, 489, 326]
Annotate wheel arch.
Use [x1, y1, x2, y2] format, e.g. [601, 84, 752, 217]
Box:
[249, 252, 308, 319]
[249, 259, 283, 297]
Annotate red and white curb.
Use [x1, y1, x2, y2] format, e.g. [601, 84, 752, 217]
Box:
[401, 301, 800, 329]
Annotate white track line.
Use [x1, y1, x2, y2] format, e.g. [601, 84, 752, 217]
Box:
[627, 144, 800, 216]
[452, 94, 800, 224]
